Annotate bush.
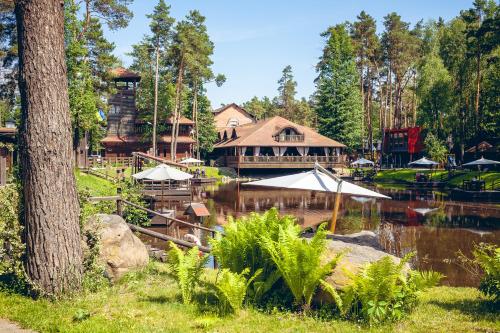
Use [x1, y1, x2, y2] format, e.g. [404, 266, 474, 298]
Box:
[326, 254, 443, 324]
[473, 243, 500, 302]
[0, 185, 25, 283]
[424, 133, 448, 164]
[210, 208, 299, 303]
[261, 223, 342, 311]
[214, 268, 260, 314]
[120, 181, 150, 227]
[167, 242, 209, 304]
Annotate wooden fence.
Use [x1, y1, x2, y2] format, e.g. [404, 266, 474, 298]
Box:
[88, 195, 216, 253]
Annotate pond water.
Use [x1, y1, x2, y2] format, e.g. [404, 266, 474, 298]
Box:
[147, 181, 500, 287]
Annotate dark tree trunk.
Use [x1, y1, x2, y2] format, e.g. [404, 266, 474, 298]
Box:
[15, 0, 83, 296]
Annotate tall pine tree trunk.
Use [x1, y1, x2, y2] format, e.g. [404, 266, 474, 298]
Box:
[15, 0, 83, 296]
[171, 56, 184, 161]
[152, 46, 159, 157]
[388, 64, 393, 129]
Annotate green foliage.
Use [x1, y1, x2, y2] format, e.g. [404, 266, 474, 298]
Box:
[167, 242, 209, 304]
[473, 243, 500, 301]
[121, 181, 150, 227]
[424, 133, 448, 164]
[315, 24, 362, 151]
[210, 208, 299, 303]
[0, 185, 24, 281]
[214, 268, 260, 314]
[261, 224, 342, 310]
[336, 254, 443, 324]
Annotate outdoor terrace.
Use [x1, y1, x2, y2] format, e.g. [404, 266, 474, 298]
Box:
[224, 155, 347, 169]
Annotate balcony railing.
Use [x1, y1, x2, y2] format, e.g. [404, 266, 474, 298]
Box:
[274, 134, 305, 142]
[227, 155, 346, 164]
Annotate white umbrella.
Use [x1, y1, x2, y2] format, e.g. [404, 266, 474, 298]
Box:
[244, 163, 390, 233]
[179, 157, 204, 165]
[132, 164, 193, 181]
[462, 157, 500, 180]
[351, 158, 375, 167]
[462, 157, 500, 166]
[408, 157, 439, 167]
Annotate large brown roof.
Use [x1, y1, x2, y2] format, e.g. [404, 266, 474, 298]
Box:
[214, 116, 345, 148]
[110, 67, 141, 80]
[213, 103, 254, 118]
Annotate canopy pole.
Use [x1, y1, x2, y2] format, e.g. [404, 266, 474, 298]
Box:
[330, 181, 342, 233]
[314, 162, 343, 234]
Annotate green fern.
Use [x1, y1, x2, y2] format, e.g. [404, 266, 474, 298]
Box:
[167, 242, 209, 304]
[214, 268, 261, 314]
[472, 243, 500, 301]
[261, 223, 342, 311]
[338, 253, 443, 323]
[210, 208, 299, 303]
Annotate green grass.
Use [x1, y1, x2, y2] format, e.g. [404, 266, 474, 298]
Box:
[0, 262, 498, 333]
[374, 169, 500, 188]
[188, 166, 237, 179]
[75, 170, 117, 196]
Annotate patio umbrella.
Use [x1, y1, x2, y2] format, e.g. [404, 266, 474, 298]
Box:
[244, 162, 390, 233]
[179, 157, 204, 165]
[462, 157, 500, 180]
[132, 163, 193, 181]
[408, 157, 439, 167]
[351, 158, 375, 167]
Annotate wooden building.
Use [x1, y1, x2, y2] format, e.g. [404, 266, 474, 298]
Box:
[382, 127, 424, 167]
[212, 103, 255, 129]
[213, 116, 346, 169]
[101, 67, 195, 159]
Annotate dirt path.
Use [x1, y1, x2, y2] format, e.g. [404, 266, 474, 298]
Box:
[0, 319, 36, 333]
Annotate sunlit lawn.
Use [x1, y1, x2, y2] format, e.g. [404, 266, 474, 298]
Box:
[0, 262, 498, 333]
[375, 169, 500, 188]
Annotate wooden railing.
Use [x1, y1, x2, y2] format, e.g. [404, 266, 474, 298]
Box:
[140, 180, 190, 191]
[87, 156, 134, 168]
[88, 195, 218, 253]
[228, 155, 346, 164]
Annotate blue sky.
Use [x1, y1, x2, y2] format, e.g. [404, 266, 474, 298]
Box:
[103, 0, 474, 108]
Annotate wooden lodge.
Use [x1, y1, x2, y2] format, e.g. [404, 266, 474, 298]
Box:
[212, 103, 256, 129]
[101, 67, 195, 159]
[213, 115, 347, 169]
[382, 127, 424, 167]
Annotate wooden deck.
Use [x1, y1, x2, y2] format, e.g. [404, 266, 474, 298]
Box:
[224, 155, 347, 169]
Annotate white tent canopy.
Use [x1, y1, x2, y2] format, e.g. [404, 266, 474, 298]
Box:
[132, 164, 193, 181]
[408, 157, 439, 167]
[351, 158, 375, 167]
[244, 167, 390, 199]
[179, 157, 204, 165]
[462, 157, 500, 166]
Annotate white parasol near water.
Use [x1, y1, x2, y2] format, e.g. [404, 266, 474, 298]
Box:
[179, 157, 204, 166]
[408, 157, 439, 167]
[351, 158, 375, 167]
[132, 164, 193, 181]
[244, 163, 390, 233]
[462, 157, 500, 180]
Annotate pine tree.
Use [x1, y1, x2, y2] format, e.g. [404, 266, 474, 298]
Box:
[314, 24, 362, 151]
[276, 65, 297, 118]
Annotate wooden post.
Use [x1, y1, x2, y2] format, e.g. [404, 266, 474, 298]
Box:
[329, 188, 342, 233]
[116, 187, 123, 216]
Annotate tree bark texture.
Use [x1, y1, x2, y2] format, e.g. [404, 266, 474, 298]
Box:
[15, 0, 83, 296]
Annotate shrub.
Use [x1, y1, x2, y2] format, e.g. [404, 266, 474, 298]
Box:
[328, 254, 443, 324]
[214, 268, 260, 314]
[167, 242, 209, 304]
[121, 181, 150, 227]
[0, 185, 25, 282]
[210, 208, 299, 303]
[261, 223, 342, 311]
[473, 243, 500, 302]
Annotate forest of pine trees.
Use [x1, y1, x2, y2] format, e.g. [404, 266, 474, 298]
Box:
[1, 0, 499, 159]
